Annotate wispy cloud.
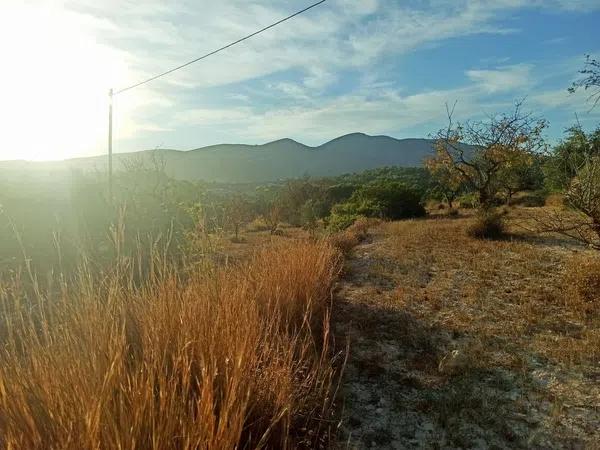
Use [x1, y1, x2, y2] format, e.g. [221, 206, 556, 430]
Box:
[466, 64, 533, 93]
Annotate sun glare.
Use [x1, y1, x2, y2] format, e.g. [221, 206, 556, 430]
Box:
[0, 3, 135, 161]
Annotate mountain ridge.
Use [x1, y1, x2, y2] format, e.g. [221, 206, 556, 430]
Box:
[0, 133, 438, 183]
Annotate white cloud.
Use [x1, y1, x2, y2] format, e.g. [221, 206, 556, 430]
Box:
[466, 64, 533, 93]
[171, 83, 489, 145]
[170, 53, 594, 145]
[70, 0, 531, 93]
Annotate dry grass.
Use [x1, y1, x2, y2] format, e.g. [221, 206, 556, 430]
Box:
[328, 232, 360, 256]
[381, 214, 600, 369]
[466, 209, 506, 239]
[336, 210, 600, 446]
[327, 218, 378, 255]
[563, 254, 600, 315]
[545, 193, 565, 208]
[0, 240, 343, 449]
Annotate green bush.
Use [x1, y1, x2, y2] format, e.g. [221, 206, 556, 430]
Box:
[352, 182, 426, 219]
[327, 181, 425, 230]
[327, 210, 362, 232]
[457, 192, 479, 209]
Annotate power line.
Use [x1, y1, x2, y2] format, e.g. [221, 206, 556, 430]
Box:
[114, 0, 327, 95]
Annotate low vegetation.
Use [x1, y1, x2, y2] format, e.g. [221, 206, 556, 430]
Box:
[467, 209, 506, 239]
[0, 239, 343, 449]
[563, 253, 600, 314]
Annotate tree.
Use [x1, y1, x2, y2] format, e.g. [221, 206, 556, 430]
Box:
[543, 126, 600, 191]
[300, 199, 322, 235]
[424, 157, 465, 208]
[569, 55, 600, 110]
[566, 156, 600, 248]
[497, 153, 544, 204]
[538, 127, 600, 250]
[263, 200, 283, 235]
[255, 187, 284, 234]
[223, 194, 252, 241]
[431, 101, 547, 210]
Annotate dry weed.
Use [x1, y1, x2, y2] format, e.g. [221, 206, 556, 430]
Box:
[328, 217, 378, 255]
[0, 240, 343, 449]
[563, 254, 600, 315]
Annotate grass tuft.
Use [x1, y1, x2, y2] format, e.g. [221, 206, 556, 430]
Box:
[467, 210, 505, 239]
[327, 217, 377, 255]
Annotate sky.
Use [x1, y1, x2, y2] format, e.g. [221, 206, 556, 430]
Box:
[0, 0, 599, 161]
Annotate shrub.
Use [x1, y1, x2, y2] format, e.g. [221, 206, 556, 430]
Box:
[510, 191, 546, 207]
[328, 230, 360, 255]
[468, 210, 506, 239]
[246, 217, 270, 232]
[457, 192, 479, 209]
[300, 199, 328, 232]
[327, 217, 378, 255]
[564, 255, 600, 314]
[328, 181, 425, 230]
[352, 182, 426, 220]
[327, 210, 361, 232]
[545, 193, 565, 208]
[347, 217, 376, 238]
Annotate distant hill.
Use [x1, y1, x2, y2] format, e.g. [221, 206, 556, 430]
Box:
[0, 133, 439, 183]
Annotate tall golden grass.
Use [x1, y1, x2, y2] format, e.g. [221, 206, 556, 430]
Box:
[0, 240, 343, 449]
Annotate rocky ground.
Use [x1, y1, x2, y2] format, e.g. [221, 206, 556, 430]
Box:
[333, 216, 600, 449]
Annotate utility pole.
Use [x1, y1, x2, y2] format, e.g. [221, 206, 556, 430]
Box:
[108, 88, 113, 201]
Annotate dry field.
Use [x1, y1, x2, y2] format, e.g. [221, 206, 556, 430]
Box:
[335, 207, 600, 449]
[1, 208, 598, 449]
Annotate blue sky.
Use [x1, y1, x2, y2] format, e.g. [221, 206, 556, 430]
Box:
[1, 0, 599, 160]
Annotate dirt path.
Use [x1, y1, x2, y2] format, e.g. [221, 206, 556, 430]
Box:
[333, 224, 599, 449]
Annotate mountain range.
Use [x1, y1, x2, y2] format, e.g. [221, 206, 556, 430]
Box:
[0, 133, 437, 183]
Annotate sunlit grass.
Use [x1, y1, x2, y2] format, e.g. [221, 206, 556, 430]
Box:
[0, 239, 343, 449]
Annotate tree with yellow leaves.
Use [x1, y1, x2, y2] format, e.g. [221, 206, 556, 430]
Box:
[431, 100, 547, 210]
[425, 153, 465, 209]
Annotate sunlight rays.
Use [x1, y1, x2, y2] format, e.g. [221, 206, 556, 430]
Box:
[0, 2, 136, 161]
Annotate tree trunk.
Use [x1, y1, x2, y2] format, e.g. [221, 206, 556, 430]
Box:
[479, 190, 490, 210]
[505, 189, 513, 206]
